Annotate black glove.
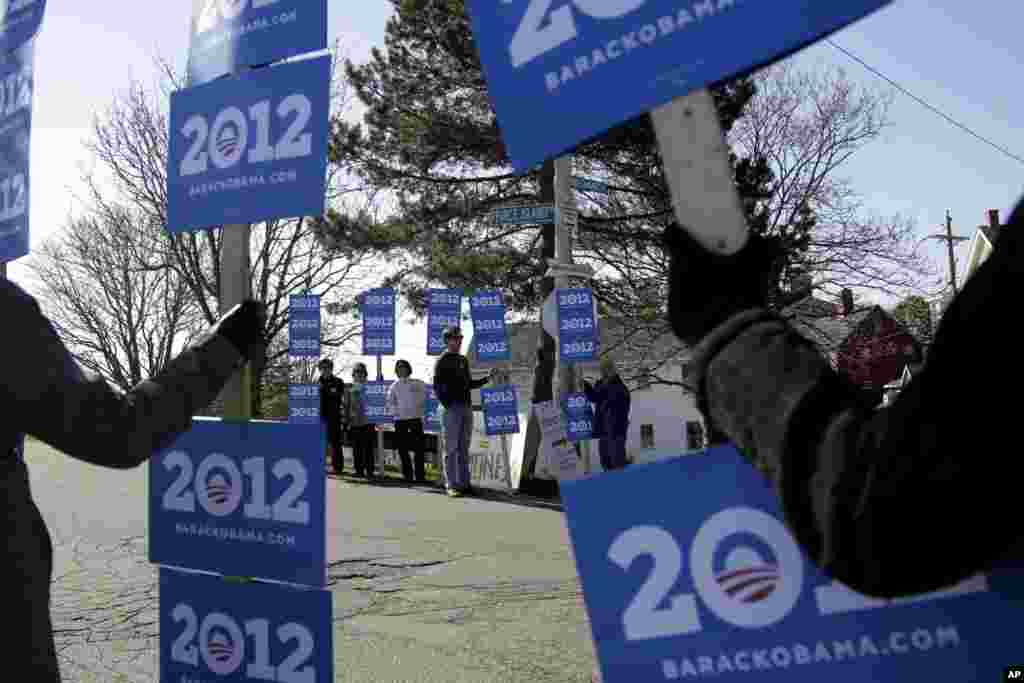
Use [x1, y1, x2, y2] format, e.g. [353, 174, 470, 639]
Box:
[215, 299, 267, 366]
[664, 223, 784, 347]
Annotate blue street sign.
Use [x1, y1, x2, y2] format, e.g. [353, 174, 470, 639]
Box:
[289, 294, 320, 358]
[470, 289, 511, 362]
[149, 418, 326, 587]
[557, 287, 598, 362]
[562, 445, 1024, 683]
[574, 176, 609, 193]
[362, 380, 394, 425]
[159, 567, 333, 683]
[188, 0, 328, 85]
[361, 288, 396, 356]
[467, 0, 893, 172]
[0, 42, 33, 265]
[424, 384, 442, 433]
[427, 288, 462, 356]
[562, 392, 594, 442]
[481, 385, 520, 436]
[288, 384, 320, 424]
[0, 0, 45, 56]
[491, 204, 555, 225]
[166, 55, 331, 234]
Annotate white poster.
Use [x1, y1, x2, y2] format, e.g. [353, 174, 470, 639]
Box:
[533, 401, 581, 481]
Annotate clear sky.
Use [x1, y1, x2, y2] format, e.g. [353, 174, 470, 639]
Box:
[5, 1, 1022, 379]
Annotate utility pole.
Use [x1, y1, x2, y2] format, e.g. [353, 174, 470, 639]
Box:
[925, 210, 968, 297]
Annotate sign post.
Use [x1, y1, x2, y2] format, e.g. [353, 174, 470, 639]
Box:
[153, 3, 333, 680]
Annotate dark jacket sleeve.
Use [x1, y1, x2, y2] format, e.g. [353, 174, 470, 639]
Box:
[2, 280, 245, 469]
[692, 281, 1021, 598]
[469, 374, 489, 390]
[432, 355, 454, 407]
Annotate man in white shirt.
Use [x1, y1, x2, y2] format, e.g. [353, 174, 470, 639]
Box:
[386, 359, 428, 483]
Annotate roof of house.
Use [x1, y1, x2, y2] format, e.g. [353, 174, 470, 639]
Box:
[980, 224, 1001, 247]
[782, 295, 927, 352]
[781, 296, 875, 352]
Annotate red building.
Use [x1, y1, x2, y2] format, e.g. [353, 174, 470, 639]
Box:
[785, 289, 925, 399]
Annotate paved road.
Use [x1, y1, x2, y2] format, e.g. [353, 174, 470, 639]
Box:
[25, 438, 599, 682]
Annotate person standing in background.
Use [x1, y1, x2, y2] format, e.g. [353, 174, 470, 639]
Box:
[347, 362, 377, 481]
[317, 358, 347, 475]
[386, 359, 428, 484]
[582, 358, 632, 471]
[432, 326, 492, 497]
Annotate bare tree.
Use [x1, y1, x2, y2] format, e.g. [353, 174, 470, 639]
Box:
[32, 45, 372, 414]
[27, 205, 199, 392]
[730, 62, 938, 301]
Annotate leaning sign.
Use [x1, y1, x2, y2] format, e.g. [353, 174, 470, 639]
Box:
[188, 0, 328, 85]
[0, 0, 46, 55]
[0, 42, 34, 265]
[467, 0, 893, 172]
[562, 445, 1024, 682]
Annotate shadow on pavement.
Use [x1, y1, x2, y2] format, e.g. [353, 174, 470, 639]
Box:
[325, 467, 564, 512]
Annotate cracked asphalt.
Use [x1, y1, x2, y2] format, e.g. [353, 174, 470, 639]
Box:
[24, 439, 599, 682]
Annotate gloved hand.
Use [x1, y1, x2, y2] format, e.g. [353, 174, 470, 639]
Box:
[664, 223, 784, 347]
[214, 300, 267, 367]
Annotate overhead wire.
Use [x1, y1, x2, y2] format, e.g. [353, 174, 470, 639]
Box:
[825, 39, 1024, 167]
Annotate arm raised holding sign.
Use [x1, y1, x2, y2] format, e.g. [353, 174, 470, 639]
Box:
[0, 277, 265, 678]
[665, 195, 1024, 599]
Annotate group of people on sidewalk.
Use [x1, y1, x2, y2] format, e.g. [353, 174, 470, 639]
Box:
[318, 357, 430, 484]
[320, 323, 641, 498]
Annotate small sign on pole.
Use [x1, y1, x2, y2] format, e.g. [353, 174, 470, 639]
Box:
[481, 385, 520, 436]
[469, 289, 511, 362]
[361, 288, 396, 356]
[427, 288, 462, 356]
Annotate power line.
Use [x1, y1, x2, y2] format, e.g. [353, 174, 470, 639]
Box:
[825, 39, 1024, 167]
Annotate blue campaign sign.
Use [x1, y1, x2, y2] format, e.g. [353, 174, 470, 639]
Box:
[288, 383, 320, 424]
[0, 42, 33, 265]
[562, 445, 1024, 683]
[427, 288, 462, 356]
[470, 289, 511, 362]
[362, 380, 394, 425]
[557, 287, 598, 362]
[0, 0, 45, 56]
[492, 204, 555, 225]
[288, 294, 320, 358]
[149, 418, 326, 587]
[159, 567, 333, 683]
[167, 55, 331, 234]
[361, 288, 396, 356]
[424, 384, 442, 433]
[188, 0, 328, 85]
[468, 1, 893, 172]
[562, 392, 594, 442]
[481, 384, 520, 436]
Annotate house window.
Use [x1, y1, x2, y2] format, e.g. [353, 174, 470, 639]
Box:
[640, 424, 655, 449]
[685, 420, 705, 451]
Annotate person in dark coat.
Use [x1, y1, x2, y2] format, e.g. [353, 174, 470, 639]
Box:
[582, 358, 632, 471]
[664, 193, 1024, 599]
[317, 357, 347, 475]
[0, 277, 265, 680]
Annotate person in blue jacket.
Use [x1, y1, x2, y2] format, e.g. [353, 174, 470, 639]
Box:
[583, 358, 632, 471]
[0, 277, 265, 680]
